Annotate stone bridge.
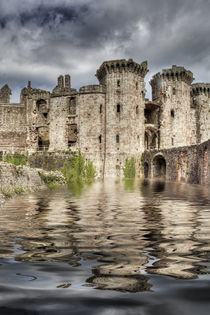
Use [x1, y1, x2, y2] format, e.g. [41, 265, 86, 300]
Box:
[142, 140, 210, 185]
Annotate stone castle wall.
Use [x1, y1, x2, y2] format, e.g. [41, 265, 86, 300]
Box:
[96, 59, 148, 177]
[142, 140, 210, 185]
[49, 96, 70, 151]
[150, 66, 197, 149]
[0, 58, 209, 180]
[0, 104, 26, 152]
[77, 86, 105, 176]
[191, 83, 210, 144]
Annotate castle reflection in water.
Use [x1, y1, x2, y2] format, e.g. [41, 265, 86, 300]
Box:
[0, 179, 209, 292]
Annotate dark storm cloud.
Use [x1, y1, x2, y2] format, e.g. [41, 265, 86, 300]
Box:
[0, 0, 209, 101]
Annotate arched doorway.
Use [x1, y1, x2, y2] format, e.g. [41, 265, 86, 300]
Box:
[153, 155, 166, 178]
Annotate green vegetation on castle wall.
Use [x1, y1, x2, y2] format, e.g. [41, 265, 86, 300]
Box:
[61, 151, 96, 184]
[4, 153, 28, 166]
[123, 157, 136, 179]
[38, 172, 62, 189]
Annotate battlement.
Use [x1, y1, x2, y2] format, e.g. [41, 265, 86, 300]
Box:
[191, 83, 210, 96]
[96, 59, 148, 83]
[151, 65, 194, 86]
[79, 85, 106, 94]
[20, 82, 50, 103]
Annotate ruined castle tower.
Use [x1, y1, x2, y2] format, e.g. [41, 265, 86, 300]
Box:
[191, 83, 210, 144]
[150, 65, 197, 148]
[96, 59, 148, 177]
[76, 84, 106, 176]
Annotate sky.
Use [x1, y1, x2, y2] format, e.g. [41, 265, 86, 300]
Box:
[0, 0, 210, 102]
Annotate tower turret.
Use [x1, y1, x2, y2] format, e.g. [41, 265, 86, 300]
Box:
[150, 65, 196, 148]
[191, 83, 210, 143]
[96, 59, 148, 177]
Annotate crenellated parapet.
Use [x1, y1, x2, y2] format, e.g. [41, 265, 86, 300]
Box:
[96, 59, 148, 84]
[79, 85, 106, 94]
[151, 65, 194, 86]
[20, 81, 50, 103]
[191, 83, 210, 96]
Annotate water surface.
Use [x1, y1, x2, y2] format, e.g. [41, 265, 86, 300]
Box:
[0, 179, 210, 314]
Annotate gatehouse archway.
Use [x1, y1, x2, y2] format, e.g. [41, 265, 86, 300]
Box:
[153, 155, 166, 178]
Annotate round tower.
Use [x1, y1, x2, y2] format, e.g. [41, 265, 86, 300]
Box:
[191, 83, 210, 144]
[96, 58, 148, 177]
[150, 65, 196, 148]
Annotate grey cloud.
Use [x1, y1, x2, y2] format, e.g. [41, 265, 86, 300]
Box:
[0, 0, 209, 101]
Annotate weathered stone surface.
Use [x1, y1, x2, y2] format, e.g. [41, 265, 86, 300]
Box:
[0, 162, 43, 203]
[0, 59, 209, 180]
[142, 140, 210, 184]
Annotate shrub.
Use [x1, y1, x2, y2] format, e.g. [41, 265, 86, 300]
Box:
[38, 171, 63, 189]
[84, 160, 96, 182]
[62, 151, 96, 184]
[123, 157, 136, 179]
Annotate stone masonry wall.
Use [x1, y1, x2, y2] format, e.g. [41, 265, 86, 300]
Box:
[0, 104, 26, 152]
[104, 71, 145, 177]
[25, 91, 50, 152]
[49, 96, 71, 151]
[77, 87, 105, 177]
[0, 162, 43, 202]
[150, 68, 197, 149]
[96, 59, 148, 177]
[142, 140, 210, 185]
[191, 84, 210, 144]
[28, 152, 73, 171]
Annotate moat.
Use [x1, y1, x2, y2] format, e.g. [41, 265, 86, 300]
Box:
[0, 180, 210, 314]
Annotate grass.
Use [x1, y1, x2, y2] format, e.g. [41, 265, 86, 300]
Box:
[4, 153, 28, 166]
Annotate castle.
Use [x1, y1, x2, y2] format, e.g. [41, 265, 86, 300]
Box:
[0, 59, 209, 179]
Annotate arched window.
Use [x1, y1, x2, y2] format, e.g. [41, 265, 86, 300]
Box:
[116, 135, 119, 143]
[99, 135, 102, 143]
[117, 104, 120, 113]
[117, 80, 120, 87]
[171, 109, 175, 117]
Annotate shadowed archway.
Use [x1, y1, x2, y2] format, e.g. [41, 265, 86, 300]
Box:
[153, 155, 166, 178]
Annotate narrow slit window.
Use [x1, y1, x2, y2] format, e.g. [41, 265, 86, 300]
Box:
[117, 80, 120, 87]
[116, 135, 119, 143]
[117, 104, 120, 113]
[100, 104, 102, 113]
[171, 109, 175, 117]
[136, 106, 139, 114]
[99, 135, 102, 143]
[136, 82, 138, 90]
[171, 138, 174, 146]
